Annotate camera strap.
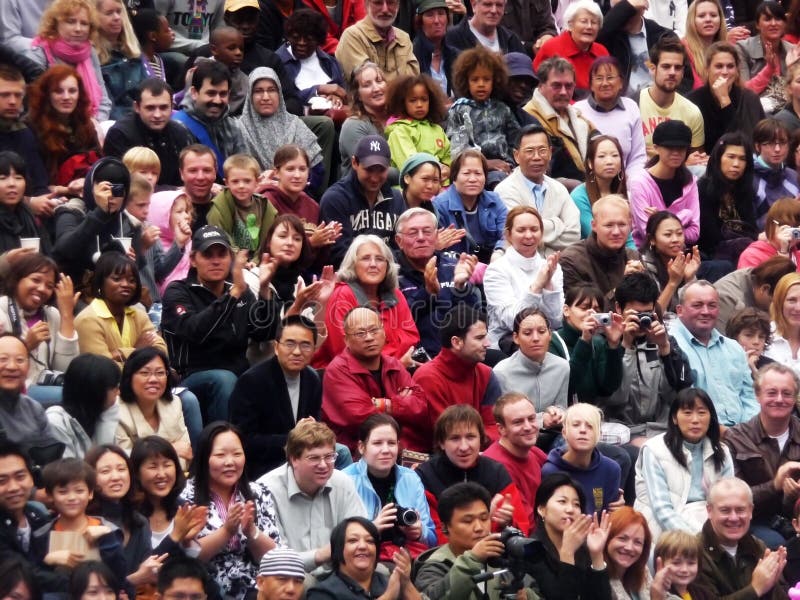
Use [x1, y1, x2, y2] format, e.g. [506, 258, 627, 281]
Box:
[452, 210, 479, 255]
[8, 298, 51, 369]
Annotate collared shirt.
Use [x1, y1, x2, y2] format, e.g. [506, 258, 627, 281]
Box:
[521, 173, 547, 212]
[258, 465, 367, 573]
[670, 320, 759, 426]
[586, 95, 626, 113]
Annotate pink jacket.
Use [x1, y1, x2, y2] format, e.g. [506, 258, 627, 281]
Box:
[738, 240, 800, 270]
[628, 169, 700, 248]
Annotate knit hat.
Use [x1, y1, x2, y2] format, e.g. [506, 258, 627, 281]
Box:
[399, 152, 441, 186]
[258, 548, 306, 578]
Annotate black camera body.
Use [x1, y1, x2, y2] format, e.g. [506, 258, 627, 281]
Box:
[110, 183, 126, 197]
[395, 505, 419, 527]
[636, 312, 654, 329]
[37, 369, 64, 386]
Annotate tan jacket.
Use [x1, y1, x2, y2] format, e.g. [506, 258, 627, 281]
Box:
[335, 17, 419, 82]
[115, 395, 190, 470]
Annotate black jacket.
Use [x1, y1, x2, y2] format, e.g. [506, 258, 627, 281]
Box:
[229, 356, 322, 478]
[0, 504, 67, 593]
[445, 18, 526, 55]
[103, 115, 194, 187]
[414, 34, 458, 97]
[598, 0, 693, 95]
[525, 527, 612, 600]
[502, 0, 557, 51]
[162, 274, 281, 376]
[686, 84, 765, 153]
[0, 125, 50, 196]
[416, 452, 513, 498]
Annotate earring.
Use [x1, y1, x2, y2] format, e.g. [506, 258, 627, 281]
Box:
[617, 171, 625, 182]
[588, 170, 595, 183]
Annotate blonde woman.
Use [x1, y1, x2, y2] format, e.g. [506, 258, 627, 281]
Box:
[683, 0, 730, 89]
[30, 0, 111, 120]
[776, 60, 800, 131]
[96, 0, 147, 119]
[765, 272, 800, 375]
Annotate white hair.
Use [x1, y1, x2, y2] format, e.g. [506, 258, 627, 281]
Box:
[564, 0, 603, 29]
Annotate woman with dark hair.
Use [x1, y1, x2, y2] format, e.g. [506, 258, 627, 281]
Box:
[413, 0, 459, 98]
[432, 149, 508, 264]
[639, 211, 702, 311]
[0, 251, 79, 399]
[527, 472, 612, 600]
[68, 561, 119, 600]
[46, 354, 121, 458]
[26, 64, 101, 189]
[697, 132, 758, 262]
[574, 58, 647, 175]
[737, 1, 795, 114]
[570, 136, 633, 247]
[628, 120, 700, 249]
[276, 9, 346, 108]
[634, 388, 733, 540]
[179, 422, 281, 600]
[416, 405, 531, 541]
[131, 436, 207, 552]
[0, 152, 52, 254]
[399, 153, 442, 213]
[307, 516, 423, 600]
[342, 414, 436, 560]
[115, 347, 192, 469]
[0, 555, 40, 600]
[74, 252, 166, 366]
[752, 118, 799, 228]
[86, 444, 183, 591]
[51, 156, 130, 284]
[687, 42, 765, 152]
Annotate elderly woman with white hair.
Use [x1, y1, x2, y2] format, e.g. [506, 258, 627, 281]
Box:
[311, 234, 420, 369]
[534, 0, 609, 100]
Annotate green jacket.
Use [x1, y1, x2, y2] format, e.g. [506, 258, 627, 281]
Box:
[548, 321, 624, 403]
[414, 544, 541, 600]
[385, 117, 451, 171]
[207, 189, 277, 254]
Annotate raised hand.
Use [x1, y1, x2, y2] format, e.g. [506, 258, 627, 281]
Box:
[436, 224, 466, 250]
[55, 273, 80, 316]
[585, 511, 610, 559]
[424, 256, 440, 295]
[490, 493, 514, 527]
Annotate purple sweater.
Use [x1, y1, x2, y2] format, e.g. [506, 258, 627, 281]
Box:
[628, 169, 700, 247]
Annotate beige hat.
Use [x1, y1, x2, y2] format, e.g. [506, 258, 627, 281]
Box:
[224, 0, 259, 12]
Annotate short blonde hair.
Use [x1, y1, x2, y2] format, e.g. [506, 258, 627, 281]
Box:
[592, 194, 630, 218]
[223, 153, 261, 179]
[564, 403, 603, 445]
[123, 146, 160, 175]
[285, 421, 336, 459]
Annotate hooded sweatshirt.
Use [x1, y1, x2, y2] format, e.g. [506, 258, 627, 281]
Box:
[541, 447, 621, 514]
[752, 156, 800, 229]
[148, 190, 193, 295]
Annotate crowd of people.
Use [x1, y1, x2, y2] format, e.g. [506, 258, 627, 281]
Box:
[4, 0, 800, 598]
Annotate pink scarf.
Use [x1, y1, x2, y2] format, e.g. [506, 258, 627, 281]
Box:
[32, 37, 103, 117]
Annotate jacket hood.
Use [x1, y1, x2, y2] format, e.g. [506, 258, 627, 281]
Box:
[247, 67, 286, 115]
[545, 446, 603, 472]
[82, 156, 130, 213]
[149, 190, 191, 250]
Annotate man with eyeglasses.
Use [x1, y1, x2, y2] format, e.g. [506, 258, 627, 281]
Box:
[726, 363, 800, 550]
[258, 420, 367, 579]
[155, 556, 214, 600]
[321, 306, 428, 453]
[495, 124, 580, 255]
[335, 0, 419, 82]
[0, 334, 57, 449]
[230, 315, 323, 478]
[445, 0, 526, 55]
[523, 58, 596, 191]
[395, 206, 481, 359]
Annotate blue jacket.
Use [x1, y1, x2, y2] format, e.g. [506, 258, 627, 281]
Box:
[752, 157, 799, 229]
[319, 170, 406, 268]
[396, 249, 481, 356]
[541, 447, 621, 514]
[276, 44, 346, 105]
[432, 185, 507, 256]
[342, 459, 437, 547]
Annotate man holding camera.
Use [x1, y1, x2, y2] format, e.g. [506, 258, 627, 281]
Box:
[414, 482, 542, 600]
[726, 363, 800, 550]
[671, 280, 759, 427]
[603, 273, 693, 442]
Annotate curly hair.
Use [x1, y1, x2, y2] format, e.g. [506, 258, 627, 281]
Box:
[451, 45, 508, 100]
[284, 8, 328, 45]
[26, 65, 99, 177]
[38, 0, 98, 43]
[385, 73, 447, 123]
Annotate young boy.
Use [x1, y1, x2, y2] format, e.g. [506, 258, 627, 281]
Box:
[123, 146, 161, 191]
[653, 529, 712, 600]
[208, 154, 277, 257]
[209, 27, 247, 116]
[32, 459, 126, 577]
[122, 174, 190, 303]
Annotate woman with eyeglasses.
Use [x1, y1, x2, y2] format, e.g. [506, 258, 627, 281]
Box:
[180, 422, 281, 600]
[311, 234, 419, 369]
[574, 58, 647, 175]
[115, 347, 192, 470]
[342, 414, 436, 560]
[752, 118, 799, 229]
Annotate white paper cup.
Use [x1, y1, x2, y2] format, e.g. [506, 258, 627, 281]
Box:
[19, 238, 40, 251]
[116, 237, 132, 252]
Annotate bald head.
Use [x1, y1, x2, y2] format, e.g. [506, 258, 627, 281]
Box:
[0, 335, 29, 393]
[343, 307, 385, 363]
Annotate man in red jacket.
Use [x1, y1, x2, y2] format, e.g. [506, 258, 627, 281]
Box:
[413, 305, 501, 452]
[321, 306, 428, 454]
